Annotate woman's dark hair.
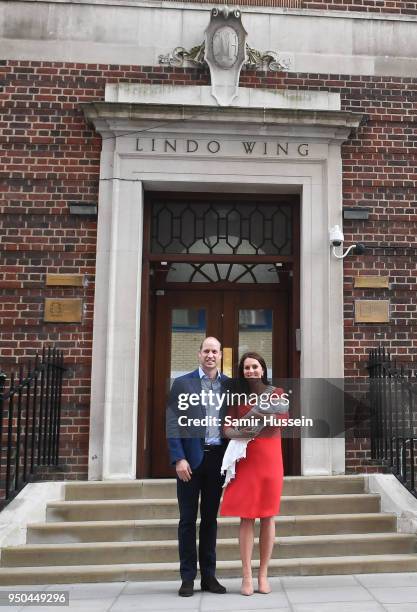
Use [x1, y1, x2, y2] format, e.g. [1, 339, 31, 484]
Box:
[224, 351, 270, 398]
[238, 351, 269, 385]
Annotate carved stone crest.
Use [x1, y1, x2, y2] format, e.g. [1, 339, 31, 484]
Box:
[204, 7, 247, 105]
[158, 6, 294, 106]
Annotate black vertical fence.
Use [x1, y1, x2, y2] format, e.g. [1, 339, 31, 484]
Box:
[368, 347, 417, 497]
[0, 347, 65, 509]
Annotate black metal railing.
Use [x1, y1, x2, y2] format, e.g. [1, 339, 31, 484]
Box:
[368, 347, 417, 497]
[0, 347, 65, 508]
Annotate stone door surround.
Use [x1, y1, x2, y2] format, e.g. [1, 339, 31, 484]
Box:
[82, 87, 361, 480]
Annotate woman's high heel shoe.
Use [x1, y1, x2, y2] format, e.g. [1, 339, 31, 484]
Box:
[257, 575, 272, 594]
[241, 576, 254, 596]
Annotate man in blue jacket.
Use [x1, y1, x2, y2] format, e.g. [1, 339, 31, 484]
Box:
[167, 336, 229, 597]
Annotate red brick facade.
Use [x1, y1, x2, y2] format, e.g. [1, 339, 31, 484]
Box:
[1, 59, 416, 477]
[302, 0, 417, 14]
[164, 0, 417, 16]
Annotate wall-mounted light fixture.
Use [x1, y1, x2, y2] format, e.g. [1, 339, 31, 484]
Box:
[343, 207, 370, 221]
[329, 225, 366, 259]
[69, 202, 98, 216]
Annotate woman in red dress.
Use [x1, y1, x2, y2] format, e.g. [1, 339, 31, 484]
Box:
[220, 352, 287, 596]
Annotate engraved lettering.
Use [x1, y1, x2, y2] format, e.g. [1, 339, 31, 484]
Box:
[165, 139, 177, 152]
[207, 140, 220, 154]
[187, 139, 199, 153]
[133, 137, 313, 158]
[242, 142, 256, 154]
[298, 143, 309, 156]
[51, 302, 62, 316]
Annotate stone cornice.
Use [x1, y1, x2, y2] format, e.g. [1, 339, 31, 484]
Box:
[82, 102, 362, 138]
[12, 0, 417, 24]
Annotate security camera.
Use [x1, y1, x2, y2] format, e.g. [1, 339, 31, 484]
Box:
[329, 225, 344, 247]
[329, 225, 366, 259]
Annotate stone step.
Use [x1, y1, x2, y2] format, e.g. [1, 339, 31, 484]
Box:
[64, 476, 366, 501]
[46, 494, 380, 522]
[4, 533, 414, 567]
[1, 554, 417, 585]
[27, 513, 397, 544]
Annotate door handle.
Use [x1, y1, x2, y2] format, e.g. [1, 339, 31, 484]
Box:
[223, 347, 233, 378]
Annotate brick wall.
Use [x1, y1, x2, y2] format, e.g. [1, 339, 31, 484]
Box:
[161, 0, 417, 16]
[302, 0, 417, 14]
[1, 59, 416, 476]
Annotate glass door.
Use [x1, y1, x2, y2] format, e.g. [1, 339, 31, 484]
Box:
[151, 292, 222, 477]
[222, 290, 289, 379]
[150, 288, 289, 477]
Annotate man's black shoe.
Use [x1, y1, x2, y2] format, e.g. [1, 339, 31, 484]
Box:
[201, 575, 226, 594]
[178, 580, 194, 597]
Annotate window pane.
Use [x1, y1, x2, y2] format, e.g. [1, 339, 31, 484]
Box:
[238, 309, 273, 378]
[170, 309, 206, 378]
[166, 263, 280, 284]
[151, 201, 292, 255]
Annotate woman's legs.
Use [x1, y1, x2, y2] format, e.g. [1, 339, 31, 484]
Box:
[258, 516, 275, 593]
[239, 518, 255, 595]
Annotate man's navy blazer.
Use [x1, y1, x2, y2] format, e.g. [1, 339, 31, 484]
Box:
[166, 368, 229, 470]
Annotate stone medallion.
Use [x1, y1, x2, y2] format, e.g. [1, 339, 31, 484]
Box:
[205, 7, 247, 105]
[212, 25, 239, 69]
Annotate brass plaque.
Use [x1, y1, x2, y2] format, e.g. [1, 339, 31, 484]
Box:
[44, 298, 83, 323]
[222, 347, 233, 378]
[354, 276, 389, 289]
[46, 274, 84, 287]
[355, 300, 390, 323]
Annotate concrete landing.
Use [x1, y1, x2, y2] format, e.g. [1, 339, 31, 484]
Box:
[1, 573, 417, 612]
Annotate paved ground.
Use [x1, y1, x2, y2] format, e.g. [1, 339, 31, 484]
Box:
[1, 573, 417, 611]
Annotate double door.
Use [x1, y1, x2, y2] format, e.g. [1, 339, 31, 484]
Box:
[151, 287, 290, 477]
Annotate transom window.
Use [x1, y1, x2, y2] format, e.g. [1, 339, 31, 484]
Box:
[165, 262, 281, 283]
[150, 199, 293, 255]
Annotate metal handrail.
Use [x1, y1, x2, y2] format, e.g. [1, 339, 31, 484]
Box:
[368, 347, 417, 497]
[0, 347, 65, 509]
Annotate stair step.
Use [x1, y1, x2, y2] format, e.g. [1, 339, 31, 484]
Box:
[46, 494, 380, 522]
[1, 554, 417, 585]
[1, 475, 411, 585]
[27, 513, 397, 543]
[64, 476, 366, 501]
[3, 533, 415, 567]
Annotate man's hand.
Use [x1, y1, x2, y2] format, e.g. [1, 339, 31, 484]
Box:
[176, 459, 192, 482]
